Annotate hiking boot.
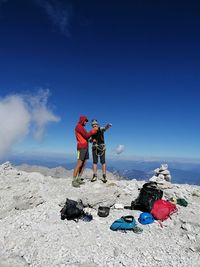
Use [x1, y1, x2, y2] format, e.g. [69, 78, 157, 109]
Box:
[72, 178, 80, 188]
[91, 174, 97, 182]
[101, 174, 107, 183]
[77, 177, 85, 185]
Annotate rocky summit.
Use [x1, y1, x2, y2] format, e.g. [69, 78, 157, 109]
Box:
[0, 162, 200, 267]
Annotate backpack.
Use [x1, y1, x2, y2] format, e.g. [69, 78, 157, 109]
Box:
[110, 216, 136, 231]
[131, 182, 163, 212]
[60, 198, 84, 221]
[151, 199, 177, 221]
[138, 212, 154, 225]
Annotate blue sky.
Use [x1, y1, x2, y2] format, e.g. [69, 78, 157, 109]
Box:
[0, 0, 200, 162]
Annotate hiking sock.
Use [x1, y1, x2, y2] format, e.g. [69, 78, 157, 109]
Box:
[91, 173, 97, 182]
[72, 177, 80, 188]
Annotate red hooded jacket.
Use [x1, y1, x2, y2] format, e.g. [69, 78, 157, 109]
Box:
[75, 116, 97, 150]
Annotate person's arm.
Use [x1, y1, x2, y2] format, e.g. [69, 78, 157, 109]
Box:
[101, 123, 112, 132]
[76, 124, 97, 139]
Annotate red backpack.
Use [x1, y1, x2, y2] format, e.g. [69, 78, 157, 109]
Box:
[151, 200, 177, 221]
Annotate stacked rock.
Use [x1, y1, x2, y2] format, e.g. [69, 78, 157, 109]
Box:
[149, 164, 172, 183]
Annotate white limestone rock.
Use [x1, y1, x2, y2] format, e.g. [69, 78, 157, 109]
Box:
[160, 164, 168, 171]
[160, 170, 170, 175]
[0, 162, 200, 267]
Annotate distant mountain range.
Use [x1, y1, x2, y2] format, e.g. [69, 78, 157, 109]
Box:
[107, 167, 150, 181]
[108, 167, 200, 185]
[107, 160, 200, 185]
[2, 155, 200, 185]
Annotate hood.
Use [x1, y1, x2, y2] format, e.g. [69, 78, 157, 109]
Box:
[79, 115, 88, 125]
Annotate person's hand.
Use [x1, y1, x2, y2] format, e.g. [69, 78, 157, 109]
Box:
[105, 123, 112, 129]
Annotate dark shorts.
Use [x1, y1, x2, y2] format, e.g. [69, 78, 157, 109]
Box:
[77, 148, 89, 161]
[92, 146, 106, 164]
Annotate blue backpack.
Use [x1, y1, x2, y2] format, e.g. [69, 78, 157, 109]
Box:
[138, 212, 154, 225]
[110, 216, 136, 231]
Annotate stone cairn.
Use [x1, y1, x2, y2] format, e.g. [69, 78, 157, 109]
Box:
[149, 163, 172, 184]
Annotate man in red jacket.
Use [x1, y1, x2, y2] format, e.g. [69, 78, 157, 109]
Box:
[72, 115, 97, 187]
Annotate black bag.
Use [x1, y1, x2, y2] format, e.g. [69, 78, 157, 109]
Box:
[131, 182, 163, 212]
[60, 198, 84, 221]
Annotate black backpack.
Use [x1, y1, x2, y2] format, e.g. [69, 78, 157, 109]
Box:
[60, 198, 84, 221]
[131, 182, 163, 212]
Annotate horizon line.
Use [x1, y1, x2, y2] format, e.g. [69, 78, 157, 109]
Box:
[2, 150, 200, 164]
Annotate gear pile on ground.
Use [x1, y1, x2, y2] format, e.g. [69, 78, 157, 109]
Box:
[0, 162, 200, 267]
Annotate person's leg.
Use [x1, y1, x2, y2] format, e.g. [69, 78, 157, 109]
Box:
[76, 148, 89, 184]
[72, 159, 83, 187]
[73, 159, 84, 177]
[79, 159, 86, 177]
[76, 160, 86, 184]
[91, 163, 97, 182]
[102, 163, 106, 175]
[101, 164, 107, 183]
[91, 148, 98, 182]
[100, 153, 107, 183]
[93, 163, 97, 175]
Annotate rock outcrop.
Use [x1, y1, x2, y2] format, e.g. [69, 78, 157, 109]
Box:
[149, 163, 173, 189]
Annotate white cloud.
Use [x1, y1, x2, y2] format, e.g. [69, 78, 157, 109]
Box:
[115, 144, 125, 155]
[29, 89, 60, 141]
[0, 89, 60, 158]
[34, 0, 72, 36]
[0, 95, 30, 158]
